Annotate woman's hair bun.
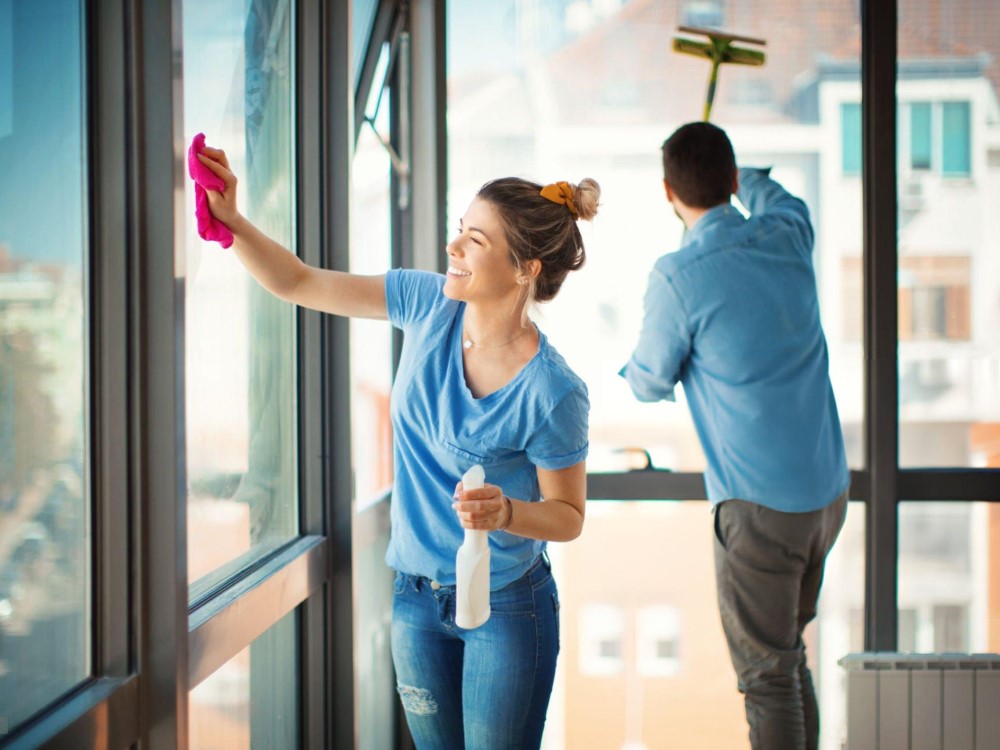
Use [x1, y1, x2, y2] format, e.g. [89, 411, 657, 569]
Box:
[572, 178, 600, 221]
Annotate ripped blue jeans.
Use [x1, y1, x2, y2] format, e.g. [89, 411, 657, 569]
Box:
[390, 556, 560, 750]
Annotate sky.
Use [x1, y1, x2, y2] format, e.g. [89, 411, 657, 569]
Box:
[0, 0, 85, 269]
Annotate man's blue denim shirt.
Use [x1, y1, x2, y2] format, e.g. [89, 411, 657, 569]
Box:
[620, 168, 849, 512]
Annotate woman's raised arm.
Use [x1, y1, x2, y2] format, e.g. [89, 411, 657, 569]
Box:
[197, 146, 387, 320]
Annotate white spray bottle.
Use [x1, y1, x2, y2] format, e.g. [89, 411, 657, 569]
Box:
[455, 464, 491, 629]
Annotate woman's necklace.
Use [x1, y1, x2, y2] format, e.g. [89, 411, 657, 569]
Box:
[462, 326, 532, 350]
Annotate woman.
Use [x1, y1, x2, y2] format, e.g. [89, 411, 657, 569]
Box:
[196, 145, 598, 749]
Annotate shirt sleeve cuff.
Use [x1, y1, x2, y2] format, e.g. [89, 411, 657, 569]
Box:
[619, 361, 677, 403]
[529, 443, 589, 471]
[738, 166, 772, 179]
[384, 269, 403, 328]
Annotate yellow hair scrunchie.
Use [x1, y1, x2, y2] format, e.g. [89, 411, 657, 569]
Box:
[540, 181, 579, 218]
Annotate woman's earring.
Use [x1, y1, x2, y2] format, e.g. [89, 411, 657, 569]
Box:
[517, 276, 528, 285]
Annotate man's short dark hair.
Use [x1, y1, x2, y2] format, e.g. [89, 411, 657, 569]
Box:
[661, 122, 737, 209]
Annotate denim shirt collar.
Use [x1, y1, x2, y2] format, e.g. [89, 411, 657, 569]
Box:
[681, 203, 744, 248]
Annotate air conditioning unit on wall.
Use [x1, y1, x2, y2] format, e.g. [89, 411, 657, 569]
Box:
[899, 176, 927, 212]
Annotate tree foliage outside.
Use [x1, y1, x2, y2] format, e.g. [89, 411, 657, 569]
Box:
[0, 331, 59, 494]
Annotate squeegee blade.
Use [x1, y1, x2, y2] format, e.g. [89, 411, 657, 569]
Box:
[720, 46, 766, 66]
[672, 37, 713, 57]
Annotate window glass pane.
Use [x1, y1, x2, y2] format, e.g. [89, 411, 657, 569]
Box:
[182, 0, 298, 592]
[941, 101, 971, 176]
[548, 500, 864, 750]
[0, 0, 89, 732]
[351, 73, 397, 750]
[189, 608, 299, 749]
[353, 0, 381, 85]
[909, 102, 932, 170]
[898, 1, 997, 468]
[841, 103, 862, 176]
[362, 42, 391, 123]
[448, 1, 864, 476]
[351, 83, 394, 511]
[898, 502, 998, 654]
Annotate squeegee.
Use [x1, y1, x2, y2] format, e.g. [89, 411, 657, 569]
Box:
[672, 26, 767, 121]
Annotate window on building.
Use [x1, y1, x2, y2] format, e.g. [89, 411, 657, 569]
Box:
[942, 101, 971, 176]
[841, 102, 862, 175]
[842, 256, 970, 343]
[681, 0, 724, 28]
[898, 257, 971, 342]
[898, 607, 918, 652]
[900, 100, 972, 177]
[895, 604, 973, 653]
[933, 604, 970, 652]
[599, 637, 623, 660]
[578, 604, 624, 676]
[909, 102, 932, 170]
[636, 606, 682, 677]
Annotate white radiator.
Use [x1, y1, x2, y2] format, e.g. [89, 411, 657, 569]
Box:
[840, 653, 1000, 750]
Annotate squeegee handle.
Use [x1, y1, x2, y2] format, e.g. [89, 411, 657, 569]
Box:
[704, 59, 721, 121]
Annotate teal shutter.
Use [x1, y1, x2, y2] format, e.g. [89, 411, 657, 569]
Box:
[941, 101, 971, 176]
[841, 102, 862, 176]
[910, 102, 932, 170]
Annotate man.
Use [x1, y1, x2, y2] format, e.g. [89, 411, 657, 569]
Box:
[620, 121, 849, 750]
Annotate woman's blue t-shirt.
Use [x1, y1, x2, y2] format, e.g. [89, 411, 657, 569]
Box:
[384, 269, 589, 589]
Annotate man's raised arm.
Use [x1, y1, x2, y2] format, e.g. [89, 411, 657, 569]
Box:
[737, 167, 814, 249]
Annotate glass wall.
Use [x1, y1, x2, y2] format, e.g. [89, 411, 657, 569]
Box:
[353, 0, 382, 84]
[351, 42, 395, 511]
[0, 0, 89, 734]
[896, 0, 1000, 468]
[898, 502, 1000, 654]
[447, 0, 864, 474]
[189, 609, 299, 749]
[449, 2, 864, 749]
[1, 1, 995, 747]
[351, 39, 397, 750]
[182, 0, 298, 595]
[546, 501, 864, 750]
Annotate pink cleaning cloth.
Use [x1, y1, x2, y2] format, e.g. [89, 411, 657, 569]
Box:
[187, 132, 235, 249]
